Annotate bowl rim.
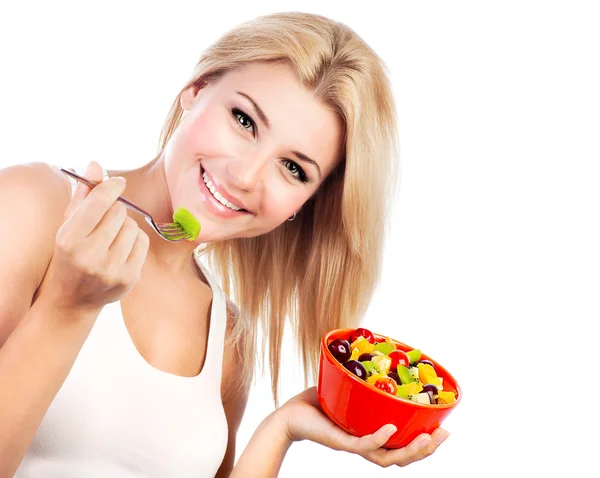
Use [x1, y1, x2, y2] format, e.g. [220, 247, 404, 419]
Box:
[321, 328, 462, 410]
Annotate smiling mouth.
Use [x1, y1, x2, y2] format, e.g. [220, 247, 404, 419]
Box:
[201, 169, 247, 212]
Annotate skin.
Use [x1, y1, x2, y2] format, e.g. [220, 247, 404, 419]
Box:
[0, 61, 448, 476]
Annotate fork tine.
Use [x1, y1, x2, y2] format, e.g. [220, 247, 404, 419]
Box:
[157, 224, 191, 241]
[164, 235, 191, 241]
[158, 225, 186, 232]
[160, 229, 190, 238]
[159, 228, 187, 236]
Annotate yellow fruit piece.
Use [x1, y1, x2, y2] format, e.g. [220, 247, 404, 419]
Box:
[372, 355, 392, 375]
[385, 336, 397, 351]
[400, 382, 423, 395]
[418, 363, 442, 387]
[349, 348, 361, 361]
[437, 390, 456, 404]
[350, 336, 376, 355]
[367, 373, 386, 385]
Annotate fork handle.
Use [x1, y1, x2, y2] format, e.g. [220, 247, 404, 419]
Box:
[59, 168, 153, 219]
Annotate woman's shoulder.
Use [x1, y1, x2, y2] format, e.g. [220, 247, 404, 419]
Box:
[0, 162, 73, 345]
[0, 161, 72, 206]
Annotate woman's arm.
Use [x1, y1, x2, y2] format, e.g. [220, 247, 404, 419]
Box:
[0, 163, 101, 476]
[229, 387, 449, 477]
[228, 410, 291, 478]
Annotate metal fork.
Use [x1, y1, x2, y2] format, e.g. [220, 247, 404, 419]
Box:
[59, 168, 192, 242]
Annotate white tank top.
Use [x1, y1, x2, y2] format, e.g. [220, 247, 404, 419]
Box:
[16, 167, 229, 477]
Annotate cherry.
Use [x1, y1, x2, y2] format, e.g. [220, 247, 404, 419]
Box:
[343, 360, 367, 380]
[388, 350, 410, 370]
[327, 339, 351, 363]
[349, 327, 375, 344]
[374, 376, 398, 395]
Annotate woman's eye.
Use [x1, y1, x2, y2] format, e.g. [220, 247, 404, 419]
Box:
[283, 160, 307, 183]
[232, 108, 255, 135]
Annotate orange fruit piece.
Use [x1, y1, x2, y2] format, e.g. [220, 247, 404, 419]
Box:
[351, 336, 376, 355]
[437, 390, 456, 404]
[418, 363, 442, 387]
[367, 373, 386, 385]
[384, 336, 397, 351]
[349, 347, 361, 361]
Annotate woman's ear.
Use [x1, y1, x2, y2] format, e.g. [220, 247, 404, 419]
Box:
[180, 81, 206, 111]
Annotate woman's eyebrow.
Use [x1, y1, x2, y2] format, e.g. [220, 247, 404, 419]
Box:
[292, 151, 322, 179]
[236, 91, 270, 129]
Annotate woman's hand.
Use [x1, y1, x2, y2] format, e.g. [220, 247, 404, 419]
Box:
[277, 386, 449, 468]
[47, 161, 150, 314]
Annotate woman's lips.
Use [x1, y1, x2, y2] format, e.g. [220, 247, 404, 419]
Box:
[202, 168, 248, 211]
[198, 166, 250, 219]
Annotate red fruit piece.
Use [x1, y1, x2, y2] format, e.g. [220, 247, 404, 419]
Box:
[388, 350, 410, 370]
[374, 376, 398, 395]
[350, 327, 375, 344]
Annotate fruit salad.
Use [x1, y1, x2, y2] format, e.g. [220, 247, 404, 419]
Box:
[327, 327, 456, 405]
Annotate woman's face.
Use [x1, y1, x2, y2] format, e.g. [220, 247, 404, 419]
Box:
[162, 62, 343, 242]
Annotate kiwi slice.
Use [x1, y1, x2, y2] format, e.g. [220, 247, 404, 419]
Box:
[172, 207, 201, 241]
[397, 364, 415, 385]
[361, 360, 382, 377]
[406, 349, 422, 365]
[374, 342, 394, 356]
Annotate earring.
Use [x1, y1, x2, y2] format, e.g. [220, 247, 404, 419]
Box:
[287, 211, 297, 221]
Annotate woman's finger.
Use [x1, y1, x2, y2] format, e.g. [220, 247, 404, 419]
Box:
[364, 429, 449, 468]
[64, 161, 104, 219]
[354, 424, 398, 454]
[108, 216, 140, 265]
[88, 202, 128, 249]
[125, 229, 150, 274]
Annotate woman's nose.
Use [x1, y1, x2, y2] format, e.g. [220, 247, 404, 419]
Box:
[227, 152, 270, 191]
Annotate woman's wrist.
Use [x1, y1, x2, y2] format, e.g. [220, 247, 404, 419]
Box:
[230, 409, 293, 478]
[270, 406, 296, 444]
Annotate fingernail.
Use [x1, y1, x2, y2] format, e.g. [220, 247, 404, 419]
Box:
[114, 176, 126, 182]
[385, 425, 397, 437]
[434, 431, 449, 446]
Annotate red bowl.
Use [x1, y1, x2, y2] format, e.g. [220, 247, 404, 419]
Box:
[317, 328, 461, 448]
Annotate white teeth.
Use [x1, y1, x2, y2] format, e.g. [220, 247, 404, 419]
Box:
[202, 172, 242, 211]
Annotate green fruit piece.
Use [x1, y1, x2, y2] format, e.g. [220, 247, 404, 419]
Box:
[172, 207, 201, 241]
[397, 364, 415, 385]
[406, 349, 422, 365]
[361, 360, 381, 376]
[374, 342, 394, 355]
[396, 384, 410, 398]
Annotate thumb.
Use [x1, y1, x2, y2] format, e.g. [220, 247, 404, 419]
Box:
[355, 424, 397, 453]
[64, 161, 105, 218]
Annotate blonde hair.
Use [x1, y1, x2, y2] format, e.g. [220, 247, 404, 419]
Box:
[159, 12, 398, 404]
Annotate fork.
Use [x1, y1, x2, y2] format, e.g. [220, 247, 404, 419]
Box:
[59, 168, 192, 242]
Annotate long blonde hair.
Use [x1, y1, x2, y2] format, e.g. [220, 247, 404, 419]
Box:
[159, 12, 398, 404]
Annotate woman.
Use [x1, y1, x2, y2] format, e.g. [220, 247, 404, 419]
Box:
[0, 12, 449, 477]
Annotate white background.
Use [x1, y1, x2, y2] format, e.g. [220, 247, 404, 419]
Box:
[1, 1, 599, 476]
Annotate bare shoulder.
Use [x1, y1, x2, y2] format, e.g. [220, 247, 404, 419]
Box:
[0, 161, 72, 208]
[0, 161, 72, 274]
[0, 162, 72, 345]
